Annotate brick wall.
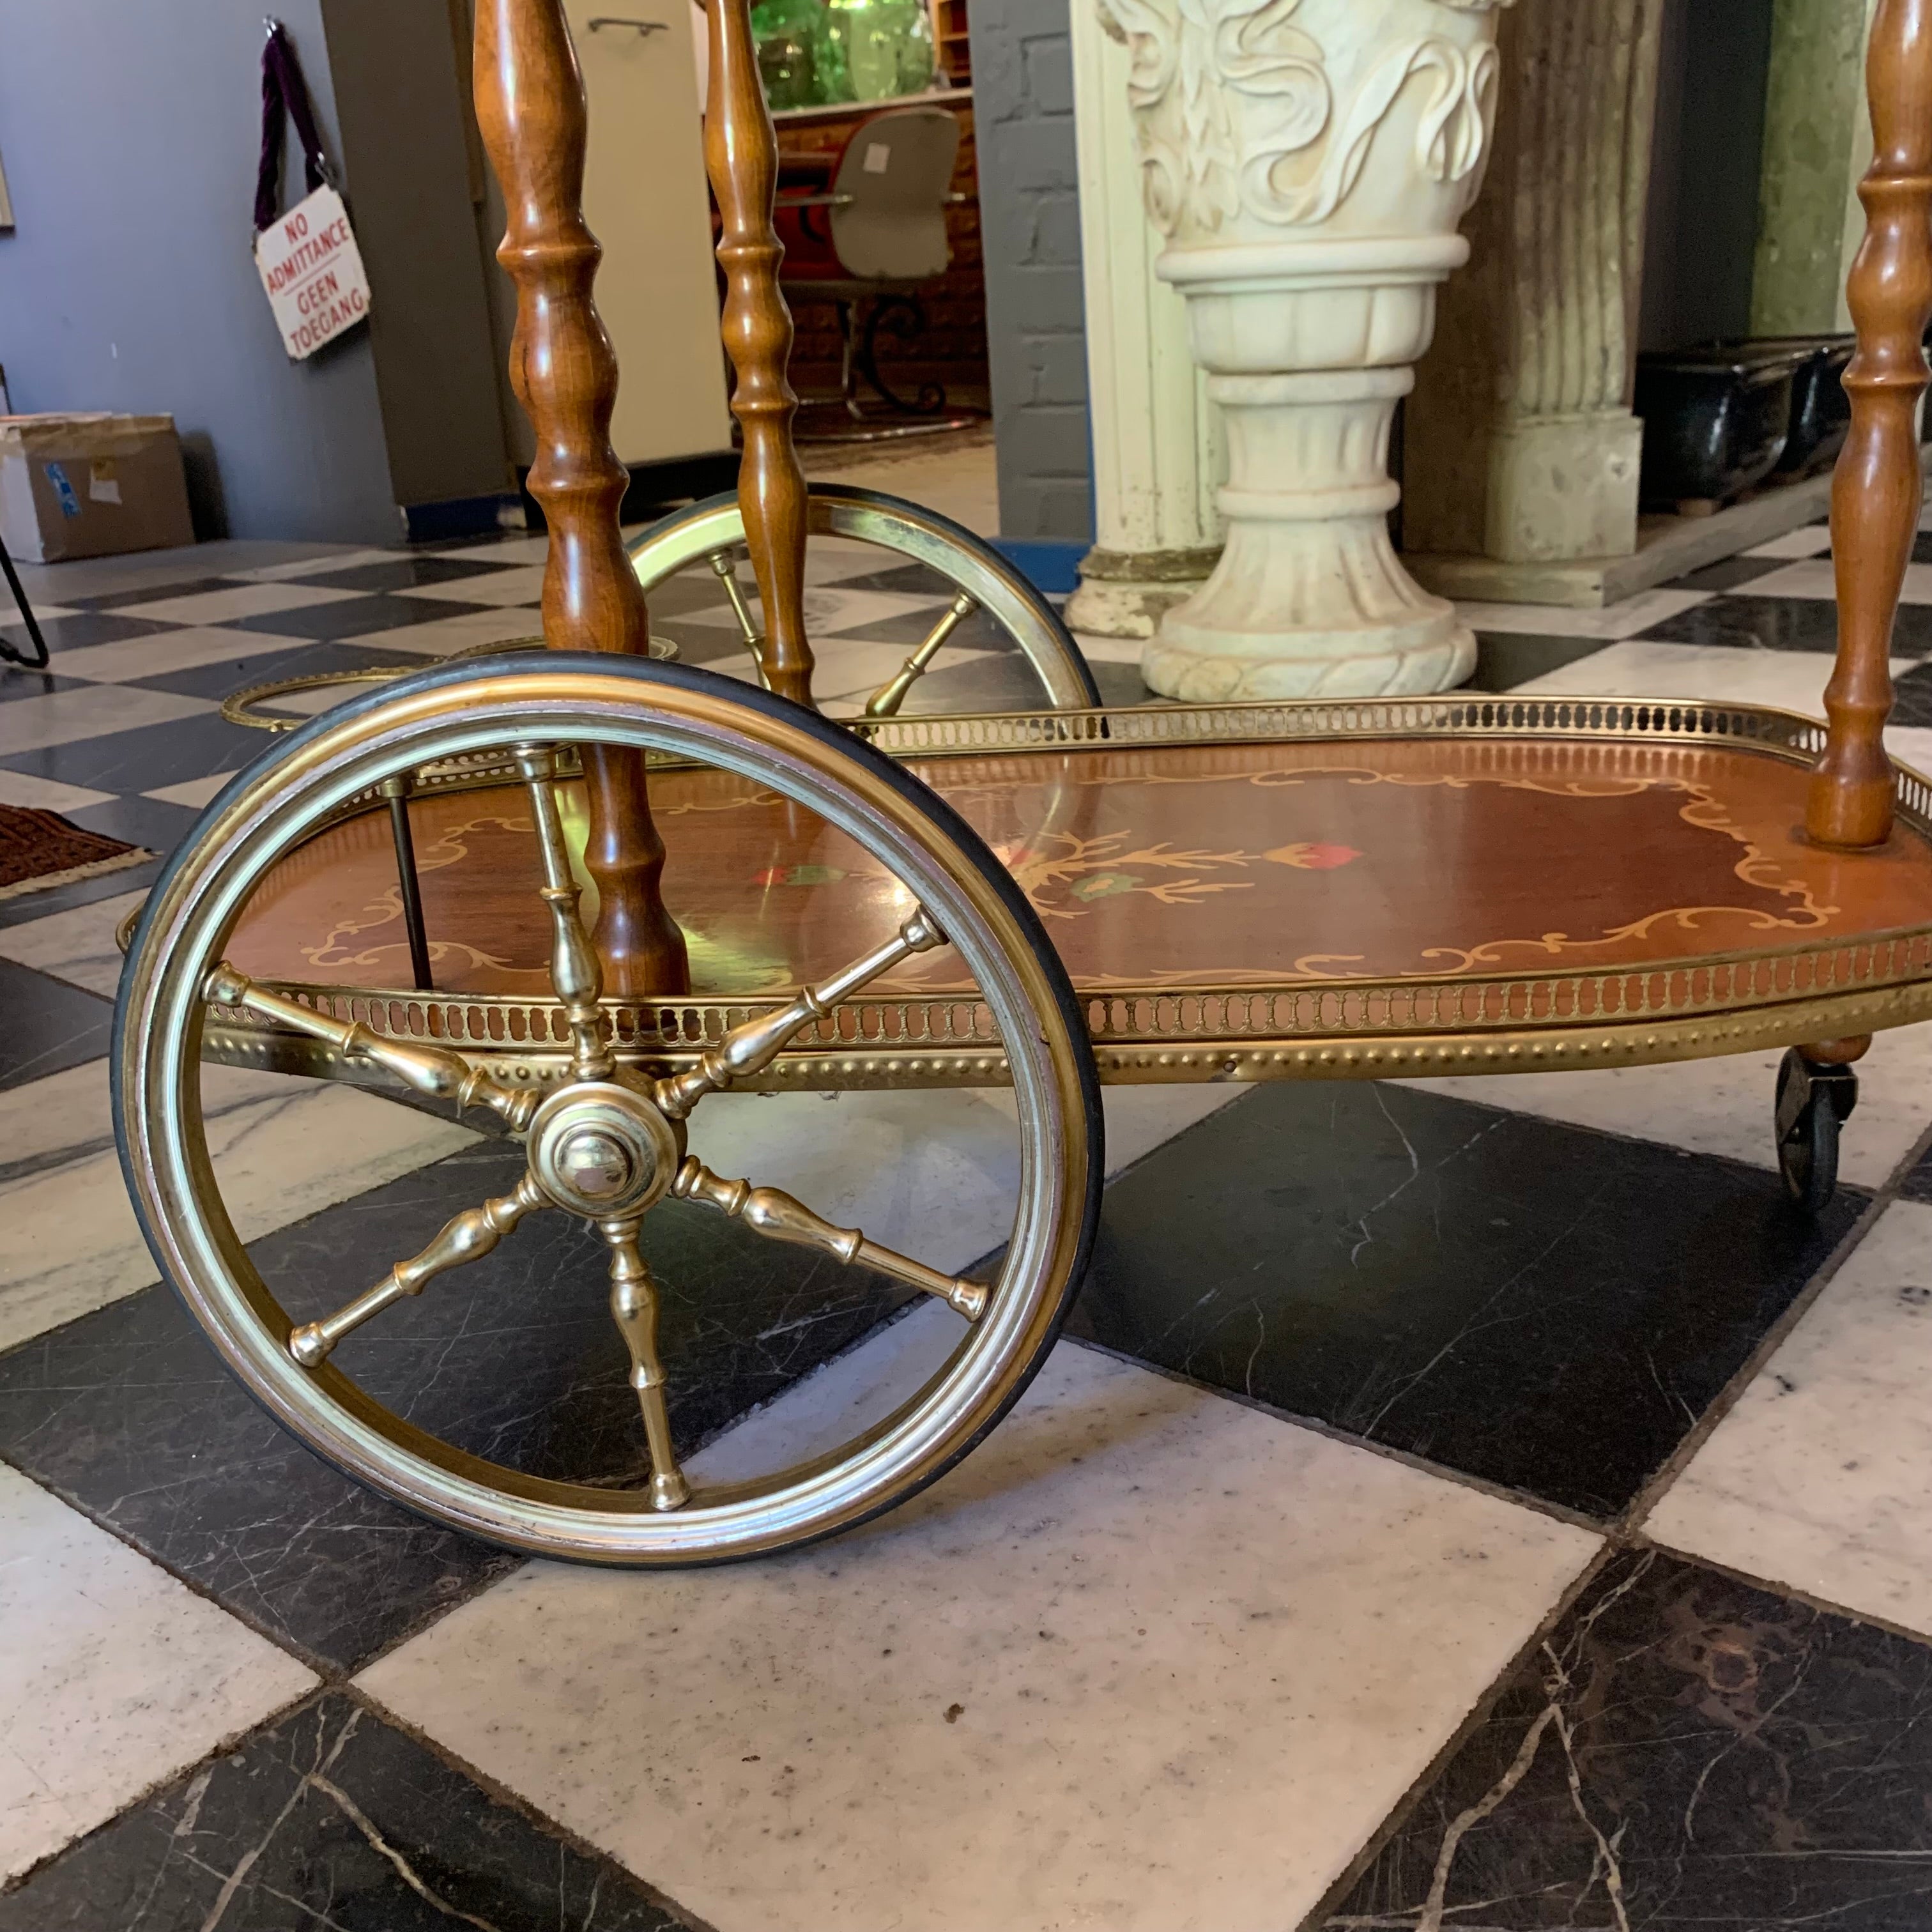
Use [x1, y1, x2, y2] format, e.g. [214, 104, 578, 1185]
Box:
[967, 0, 1093, 541]
[781, 101, 990, 410]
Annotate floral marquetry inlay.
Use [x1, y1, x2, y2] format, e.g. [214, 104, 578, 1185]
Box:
[1098, 0, 1512, 236]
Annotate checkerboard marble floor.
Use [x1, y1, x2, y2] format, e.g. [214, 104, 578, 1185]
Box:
[9, 447, 1932, 1927]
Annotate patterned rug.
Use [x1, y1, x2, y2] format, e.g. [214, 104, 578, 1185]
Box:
[0, 804, 148, 899]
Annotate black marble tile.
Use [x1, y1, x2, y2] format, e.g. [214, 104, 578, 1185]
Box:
[884, 652, 1076, 716]
[1464, 633, 1613, 693]
[1896, 1137, 1932, 1204]
[1066, 1084, 1863, 1519]
[0, 666, 87, 703]
[1090, 660, 1156, 708]
[820, 560, 955, 598]
[73, 575, 250, 613]
[0, 958, 112, 1091]
[1888, 660, 1932, 732]
[0, 708, 266, 795]
[125, 638, 422, 703]
[649, 618, 756, 668]
[2, 610, 180, 654]
[217, 594, 506, 642]
[0, 1138, 908, 1668]
[0, 1694, 693, 1931]
[1661, 553, 1796, 594]
[825, 602, 972, 648]
[1637, 592, 1932, 656]
[293, 555, 525, 595]
[0, 854, 162, 930]
[62, 794, 206, 861]
[1330, 1549, 1932, 1929]
[1915, 530, 1932, 566]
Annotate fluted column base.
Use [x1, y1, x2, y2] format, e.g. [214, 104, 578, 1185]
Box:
[1142, 369, 1475, 702]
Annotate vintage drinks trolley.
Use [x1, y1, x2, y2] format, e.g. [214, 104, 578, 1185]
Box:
[116, 0, 1932, 1565]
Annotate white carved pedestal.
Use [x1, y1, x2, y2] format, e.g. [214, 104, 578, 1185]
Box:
[1099, 0, 1511, 702]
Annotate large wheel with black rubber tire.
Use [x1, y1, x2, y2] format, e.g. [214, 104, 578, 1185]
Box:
[115, 656, 1102, 1566]
[627, 482, 1102, 717]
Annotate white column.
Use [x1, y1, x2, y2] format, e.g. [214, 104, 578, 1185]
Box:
[1098, 0, 1511, 703]
[1064, 1, 1225, 642]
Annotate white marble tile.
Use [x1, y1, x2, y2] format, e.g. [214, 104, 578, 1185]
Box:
[1745, 523, 1834, 560]
[677, 584, 951, 642]
[440, 534, 551, 567]
[362, 1339, 1596, 1932]
[1405, 1018, 1932, 1190]
[0, 1057, 123, 1169]
[686, 1083, 1242, 1280]
[47, 624, 308, 685]
[0, 1064, 477, 1355]
[339, 608, 546, 657]
[221, 546, 401, 583]
[0, 887, 145, 996]
[1512, 640, 1917, 721]
[0, 683, 215, 756]
[1750, 556, 1932, 604]
[1647, 1200, 1932, 1636]
[0, 769, 114, 814]
[818, 647, 999, 716]
[1456, 586, 1712, 641]
[395, 565, 546, 608]
[805, 441, 1000, 539]
[0, 1465, 314, 1882]
[114, 581, 364, 626]
[144, 770, 238, 809]
[1071, 631, 1148, 666]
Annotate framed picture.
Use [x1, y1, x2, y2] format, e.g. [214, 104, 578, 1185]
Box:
[0, 141, 13, 233]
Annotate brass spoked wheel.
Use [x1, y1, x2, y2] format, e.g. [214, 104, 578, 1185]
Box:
[116, 656, 1101, 1565]
[627, 482, 1102, 716]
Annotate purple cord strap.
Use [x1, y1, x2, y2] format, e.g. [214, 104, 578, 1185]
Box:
[254, 20, 332, 235]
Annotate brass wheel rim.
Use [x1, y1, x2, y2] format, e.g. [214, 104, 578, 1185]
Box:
[118, 660, 1097, 1565]
[627, 483, 1102, 715]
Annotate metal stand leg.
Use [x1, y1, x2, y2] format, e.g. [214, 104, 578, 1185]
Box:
[381, 776, 434, 992]
[0, 532, 50, 670]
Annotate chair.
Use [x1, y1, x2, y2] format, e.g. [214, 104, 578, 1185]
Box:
[774, 105, 977, 437]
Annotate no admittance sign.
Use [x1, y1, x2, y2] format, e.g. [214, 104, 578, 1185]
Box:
[254, 185, 372, 362]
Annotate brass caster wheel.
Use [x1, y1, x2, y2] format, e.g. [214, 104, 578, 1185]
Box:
[1775, 1049, 1858, 1216]
[116, 654, 1101, 1566]
[627, 482, 1101, 717]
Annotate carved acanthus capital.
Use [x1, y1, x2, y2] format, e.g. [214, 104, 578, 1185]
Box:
[1096, 0, 1510, 243]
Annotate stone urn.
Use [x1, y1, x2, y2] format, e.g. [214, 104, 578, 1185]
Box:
[1098, 0, 1512, 702]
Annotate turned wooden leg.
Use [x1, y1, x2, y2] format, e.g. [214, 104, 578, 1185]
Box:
[1809, 0, 1932, 851]
[706, 0, 816, 709]
[474, 0, 690, 996]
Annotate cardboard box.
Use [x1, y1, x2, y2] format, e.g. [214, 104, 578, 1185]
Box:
[0, 413, 195, 564]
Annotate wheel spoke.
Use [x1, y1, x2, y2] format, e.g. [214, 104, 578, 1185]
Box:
[600, 1220, 691, 1510]
[205, 967, 540, 1131]
[864, 590, 979, 719]
[707, 547, 769, 685]
[672, 1158, 988, 1321]
[288, 1174, 548, 1366]
[656, 909, 947, 1117]
[514, 745, 616, 1081]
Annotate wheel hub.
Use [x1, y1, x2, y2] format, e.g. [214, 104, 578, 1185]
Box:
[529, 1081, 684, 1221]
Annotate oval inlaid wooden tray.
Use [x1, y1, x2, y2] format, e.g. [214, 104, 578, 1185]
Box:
[205, 696, 1932, 1091]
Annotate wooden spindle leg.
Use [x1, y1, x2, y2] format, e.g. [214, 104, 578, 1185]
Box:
[1809, 0, 1932, 850]
[474, 0, 690, 996]
[706, 0, 816, 709]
